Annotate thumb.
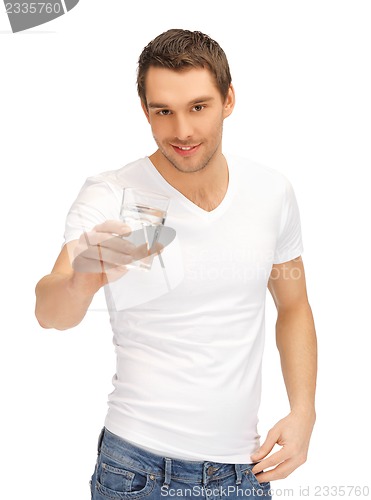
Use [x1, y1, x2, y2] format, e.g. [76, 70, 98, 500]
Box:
[251, 428, 278, 461]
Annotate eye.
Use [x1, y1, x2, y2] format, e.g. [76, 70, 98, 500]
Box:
[158, 109, 172, 116]
[192, 104, 205, 112]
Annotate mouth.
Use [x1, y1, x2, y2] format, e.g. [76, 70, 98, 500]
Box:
[171, 144, 201, 157]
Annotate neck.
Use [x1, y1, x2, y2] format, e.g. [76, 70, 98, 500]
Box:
[149, 149, 228, 198]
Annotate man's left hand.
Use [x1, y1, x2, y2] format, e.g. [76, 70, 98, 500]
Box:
[250, 410, 316, 482]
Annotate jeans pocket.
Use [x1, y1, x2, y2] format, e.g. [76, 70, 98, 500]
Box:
[244, 467, 271, 498]
[96, 456, 156, 499]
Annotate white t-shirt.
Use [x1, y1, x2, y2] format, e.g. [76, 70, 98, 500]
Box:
[64, 155, 303, 463]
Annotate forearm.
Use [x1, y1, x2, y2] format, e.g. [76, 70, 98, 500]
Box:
[35, 272, 97, 330]
[276, 302, 317, 418]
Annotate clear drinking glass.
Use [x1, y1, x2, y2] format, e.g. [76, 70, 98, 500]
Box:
[120, 188, 170, 271]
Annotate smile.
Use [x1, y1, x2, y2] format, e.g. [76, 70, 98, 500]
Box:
[171, 144, 201, 156]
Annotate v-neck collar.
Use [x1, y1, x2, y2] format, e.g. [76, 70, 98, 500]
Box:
[143, 155, 236, 222]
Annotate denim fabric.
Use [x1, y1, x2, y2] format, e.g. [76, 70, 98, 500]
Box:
[90, 428, 271, 499]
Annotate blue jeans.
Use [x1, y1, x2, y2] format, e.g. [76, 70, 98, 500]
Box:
[90, 428, 272, 499]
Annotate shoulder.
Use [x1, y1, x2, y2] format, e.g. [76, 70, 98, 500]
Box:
[227, 154, 292, 196]
[87, 157, 149, 186]
[77, 157, 149, 199]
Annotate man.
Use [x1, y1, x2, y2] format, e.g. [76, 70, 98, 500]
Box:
[35, 29, 317, 499]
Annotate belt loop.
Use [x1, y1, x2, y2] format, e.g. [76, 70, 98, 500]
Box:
[163, 458, 172, 488]
[234, 464, 242, 485]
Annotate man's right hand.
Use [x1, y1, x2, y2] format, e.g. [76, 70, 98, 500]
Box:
[70, 220, 164, 295]
[70, 220, 136, 294]
[35, 220, 165, 329]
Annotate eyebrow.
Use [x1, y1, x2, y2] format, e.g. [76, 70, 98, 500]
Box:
[148, 96, 215, 109]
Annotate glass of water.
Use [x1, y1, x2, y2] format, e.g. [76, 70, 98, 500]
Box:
[120, 188, 170, 271]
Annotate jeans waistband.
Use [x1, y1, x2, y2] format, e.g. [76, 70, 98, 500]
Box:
[98, 428, 254, 487]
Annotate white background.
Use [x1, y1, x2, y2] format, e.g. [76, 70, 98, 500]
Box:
[1, 1, 370, 499]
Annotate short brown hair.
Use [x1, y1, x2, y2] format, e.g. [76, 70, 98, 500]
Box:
[137, 29, 232, 108]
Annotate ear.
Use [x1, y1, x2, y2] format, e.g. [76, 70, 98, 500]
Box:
[223, 84, 235, 119]
[141, 100, 150, 123]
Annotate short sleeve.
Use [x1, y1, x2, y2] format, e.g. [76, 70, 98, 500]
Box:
[273, 179, 304, 264]
[64, 176, 121, 244]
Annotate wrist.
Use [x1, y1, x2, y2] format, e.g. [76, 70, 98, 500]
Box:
[290, 405, 316, 421]
[69, 271, 103, 299]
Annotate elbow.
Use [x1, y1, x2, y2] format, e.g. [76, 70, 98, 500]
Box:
[34, 305, 75, 331]
[36, 317, 51, 329]
[35, 308, 55, 330]
[276, 300, 313, 320]
[35, 315, 77, 331]
[35, 302, 50, 329]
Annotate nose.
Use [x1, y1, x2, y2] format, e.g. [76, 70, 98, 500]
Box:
[173, 114, 193, 141]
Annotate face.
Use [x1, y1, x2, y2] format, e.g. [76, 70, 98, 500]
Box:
[142, 66, 235, 174]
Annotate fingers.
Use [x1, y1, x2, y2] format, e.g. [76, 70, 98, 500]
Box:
[73, 222, 168, 277]
[252, 448, 286, 475]
[81, 230, 136, 252]
[250, 427, 286, 483]
[252, 458, 298, 483]
[104, 264, 130, 283]
[251, 412, 313, 482]
[78, 234, 135, 259]
[94, 220, 132, 236]
[72, 224, 134, 276]
[251, 424, 309, 482]
[251, 427, 279, 463]
[73, 246, 133, 271]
